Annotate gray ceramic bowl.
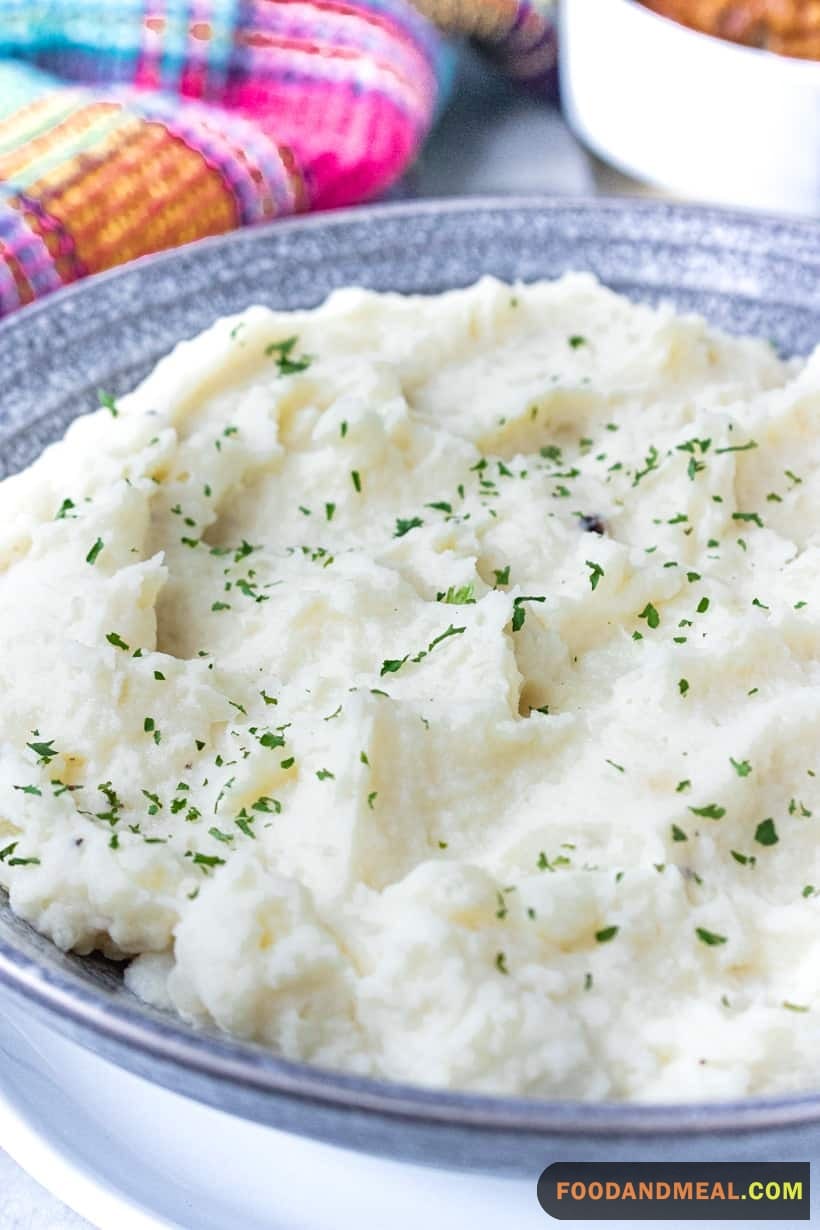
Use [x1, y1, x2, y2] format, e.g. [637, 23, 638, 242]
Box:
[1, 199, 820, 1176]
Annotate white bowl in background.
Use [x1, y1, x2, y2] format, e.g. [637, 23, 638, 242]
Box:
[560, 0, 820, 216]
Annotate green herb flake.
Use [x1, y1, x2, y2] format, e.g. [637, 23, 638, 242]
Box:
[732, 511, 764, 528]
[440, 584, 475, 605]
[715, 440, 757, 455]
[252, 797, 281, 814]
[265, 335, 314, 375]
[192, 852, 225, 871]
[394, 516, 423, 538]
[511, 596, 545, 632]
[235, 812, 256, 839]
[754, 818, 779, 847]
[638, 602, 660, 629]
[586, 560, 605, 591]
[26, 738, 57, 765]
[690, 803, 726, 820]
[595, 925, 619, 944]
[98, 389, 119, 417]
[380, 656, 408, 677]
[86, 538, 104, 566]
[696, 927, 727, 947]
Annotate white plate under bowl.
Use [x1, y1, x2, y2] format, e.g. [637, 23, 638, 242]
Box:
[0, 996, 766, 1229]
[560, 0, 820, 216]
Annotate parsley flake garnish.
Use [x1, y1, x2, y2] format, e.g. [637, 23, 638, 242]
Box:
[696, 927, 727, 947]
[27, 738, 57, 765]
[428, 624, 466, 652]
[511, 596, 545, 632]
[381, 657, 407, 677]
[690, 803, 725, 820]
[715, 440, 757, 454]
[394, 516, 423, 538]
[439, 584, 475, 605]
[732, 511, 764, 528]
[754, 818, 779, 847]
[638, 602, 660, 629]
[192, 852, 225, 871]
[86, 538, 104, 565]
[595, 925, 619, 943]
[586, 560, 605, 591]
[265, 336, 314, 375]
[98, 389, 119, 417]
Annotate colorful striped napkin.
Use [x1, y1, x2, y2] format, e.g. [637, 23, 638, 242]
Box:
[0, 1, 556, 317]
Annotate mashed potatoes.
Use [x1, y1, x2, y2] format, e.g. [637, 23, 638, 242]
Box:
[2, 274, 820, 1101]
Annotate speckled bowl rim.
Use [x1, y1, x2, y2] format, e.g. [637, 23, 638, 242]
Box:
[1, 196, 820, 1144]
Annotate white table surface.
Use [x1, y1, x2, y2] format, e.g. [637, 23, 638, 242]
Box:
[0, 45, 635, 1230]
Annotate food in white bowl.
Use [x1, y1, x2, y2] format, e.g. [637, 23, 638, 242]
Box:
[560, 0, 820, 214]
[1, 275, 820, 1101]
[641, 0, 820, 58]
